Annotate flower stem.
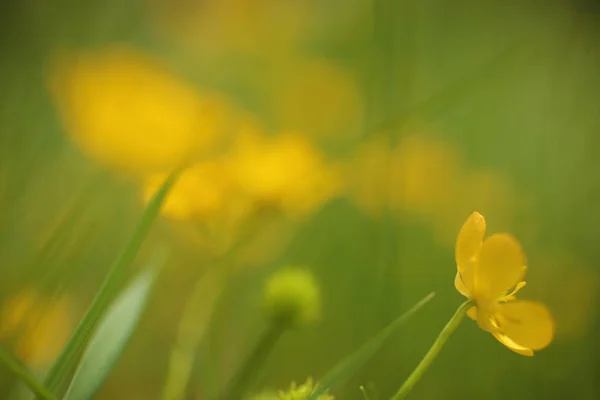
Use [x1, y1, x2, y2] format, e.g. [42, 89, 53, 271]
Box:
[390, 300, 473, 400]
[222, 322, 285, 400]
[0, 347, 58, 400]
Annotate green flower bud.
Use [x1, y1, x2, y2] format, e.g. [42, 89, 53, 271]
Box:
[262, 267, 321, 328]
[249, 378, 333, 400]
[279, 377, 333, 400]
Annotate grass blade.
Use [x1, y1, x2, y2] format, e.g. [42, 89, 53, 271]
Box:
[308, 292, 435, 400]
[0, 347, 58, 400]
[359, 385, 371, 400]
[64, 252, 165, 400]
[161, 269, 225, 400]
[41, 169, 179, 397]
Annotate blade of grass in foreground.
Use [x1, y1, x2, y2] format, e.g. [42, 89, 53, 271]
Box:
[41, 169, 180, 397]
[0, 347, 58, 400]
[308, 292, 436, 400]
[161, 269, 225, 400]
[64, 251, 166, 400]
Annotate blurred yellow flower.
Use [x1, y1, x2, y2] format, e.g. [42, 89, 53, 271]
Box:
[347, 133, 520, 256]
[49, 46, 230, 175]
[526, 251, 598, 341]
[229, 129, 341, 217]
[143, 126, 337, 262]
[348, 133, 463, 218]
[0, 289, 72, 368]
[144, 160, 237, 222]
[391, 134, 462, 215]
[269, 58, 364, 139]
[454, 212, 555, 356]
[346, 135, 393, 217]
[144, 158, 257, 254]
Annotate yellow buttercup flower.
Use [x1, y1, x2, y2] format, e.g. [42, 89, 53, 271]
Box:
[143, 160, 237, 221]
[49, 46, 230, 175]
[143, 158, 254, 255]
[454, 212, 555, 356]
[229, 129, 340, 217]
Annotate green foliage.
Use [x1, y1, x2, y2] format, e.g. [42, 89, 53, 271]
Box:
[40, 170, 179, 398]
[64, 259, 164, 400]
[262, 267, 321, 329]
[308, 293, 435, 400]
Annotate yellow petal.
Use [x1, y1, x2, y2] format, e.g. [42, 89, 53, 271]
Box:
[492, 332, 534, 356]
[474, 233, 526, 298]
[455, 212, 486, 275]
[466, 306, 477, 321]
[475, 308, 497, 333]
[496, 300, 555, 351]
[454, 272, 470, 297]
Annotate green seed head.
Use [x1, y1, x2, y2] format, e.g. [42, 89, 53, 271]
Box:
[262, 267, 321, 328]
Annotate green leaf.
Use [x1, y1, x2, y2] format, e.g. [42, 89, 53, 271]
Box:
[308, 292, 435, 400]
[63, 256, 164, 400]
[41, 169, 180, 397]
[0, 346, 58, 400]
[161, 269, 225, 400]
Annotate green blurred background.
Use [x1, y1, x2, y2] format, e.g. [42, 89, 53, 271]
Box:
[1, 0, 599, 399]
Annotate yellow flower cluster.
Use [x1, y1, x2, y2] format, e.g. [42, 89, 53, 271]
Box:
[143, 126, 340, 226]
[49, 46, 341, 255]
[454, 212, 554, 355]
[49, 46, 231, 176]
[348, 133, 517, 246]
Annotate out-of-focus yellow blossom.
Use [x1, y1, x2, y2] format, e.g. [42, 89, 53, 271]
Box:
[229, 129, 341, 217]
[526, 252, 598, 340]
[348, 133, 463, 218]
[391, 134, 463, 215]
[49, 46, 230, 175]
[143, 158, 254, 255]
[0, 289, 72, 368]
[144, 160, 237, 221]
[346, 135, 393, 217]
[347, 133, 519, 252]
[143, 123, 338, 263]
[269, 58, 364, 139]
[454, 212, 555, 356]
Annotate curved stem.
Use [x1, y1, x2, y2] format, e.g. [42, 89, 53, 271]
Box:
[390, 300, 473, 400]
[222, 323, 285, 400]
[0, 347, 58, 400]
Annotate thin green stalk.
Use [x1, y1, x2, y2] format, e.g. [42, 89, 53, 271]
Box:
[161, 269, 224, 400]
[359, 385, 371, 400]
[41, 168, 180, 397]
[390, 300, 473, 400]
[222, 323, 285, 400]
[0, 347, 58, 400]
